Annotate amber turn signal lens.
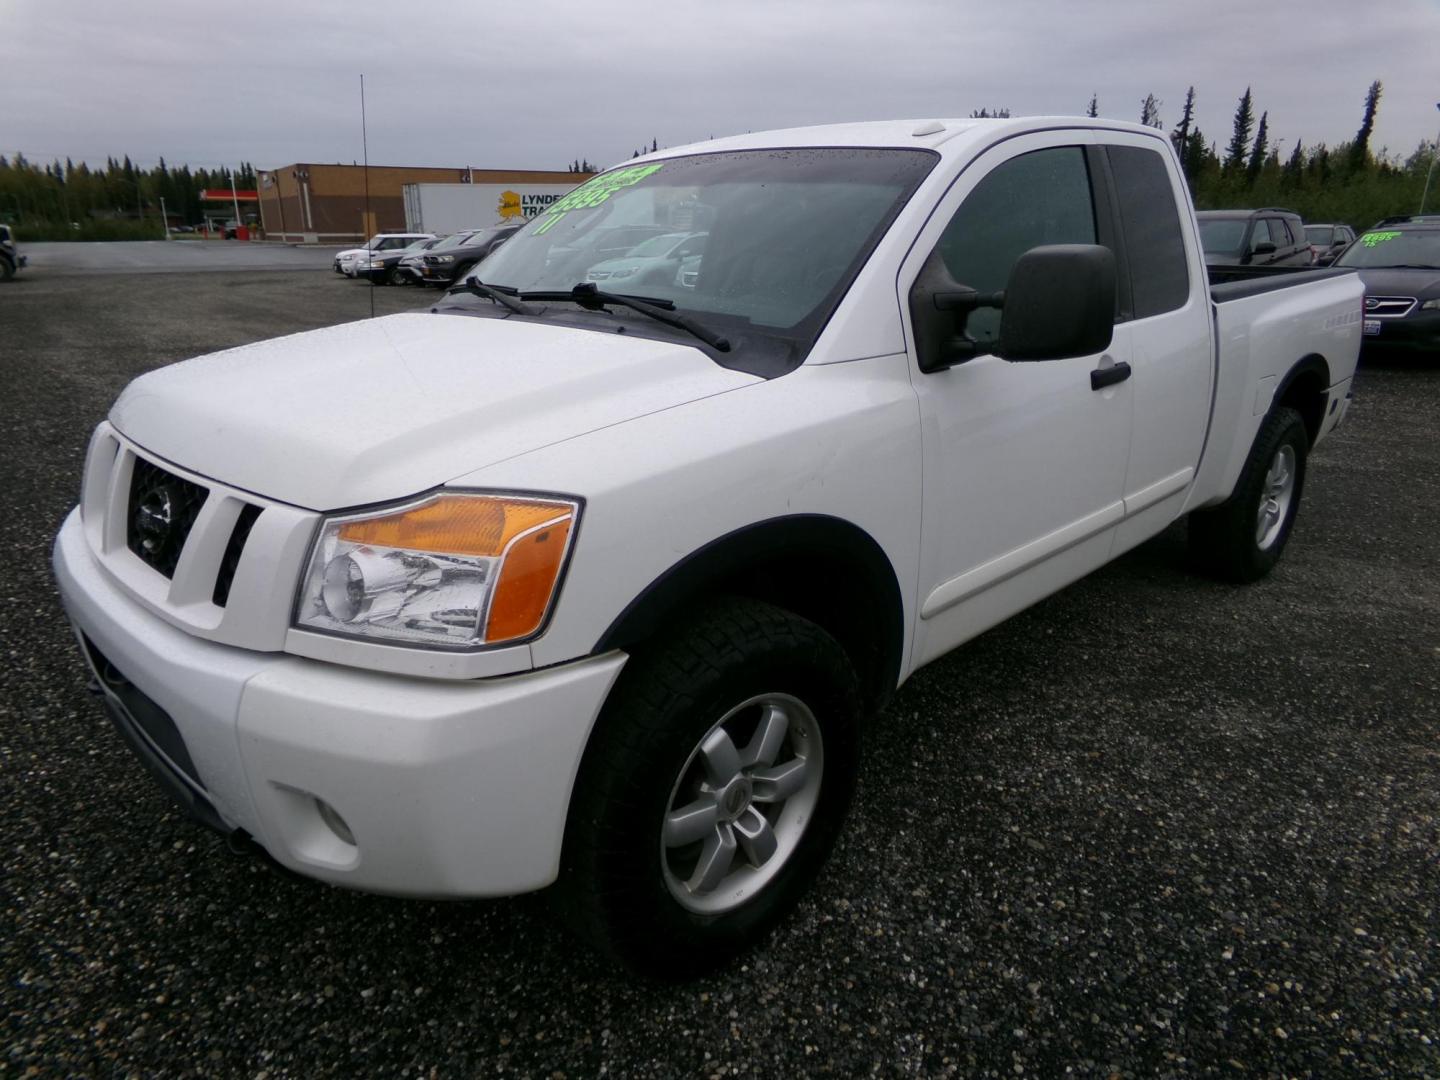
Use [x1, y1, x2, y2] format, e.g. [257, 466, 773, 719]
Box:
[338, 494, 569, 558]
[486, 516, 574, 642]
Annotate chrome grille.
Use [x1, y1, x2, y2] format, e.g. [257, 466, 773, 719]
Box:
[1365, 296, 1417, 318]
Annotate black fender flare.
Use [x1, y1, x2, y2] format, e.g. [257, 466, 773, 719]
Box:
[595, 514, 905, 710]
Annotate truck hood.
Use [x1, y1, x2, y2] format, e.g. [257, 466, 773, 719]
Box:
[110, 312, 759, 510]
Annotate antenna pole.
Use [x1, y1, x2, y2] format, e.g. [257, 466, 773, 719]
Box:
[361, 74, 374, 318]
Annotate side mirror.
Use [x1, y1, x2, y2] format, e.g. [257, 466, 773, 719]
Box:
[995, 244, 1116, 361]
[910, 244, 1116, 371]
[909, 251, 1005, 372]
[1252, 240, 1277, 255]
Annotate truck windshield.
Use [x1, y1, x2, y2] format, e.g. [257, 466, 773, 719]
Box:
[466, 148, 937, 358]
[1198, 219, 1248, 254]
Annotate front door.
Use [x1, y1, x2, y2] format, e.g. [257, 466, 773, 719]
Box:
[900, 133, 1134, 667]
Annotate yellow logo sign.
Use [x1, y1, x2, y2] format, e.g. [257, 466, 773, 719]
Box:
[497, 190, 523, 221]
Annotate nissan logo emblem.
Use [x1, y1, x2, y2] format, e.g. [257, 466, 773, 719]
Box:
[1364, 297, 1379, 311]
[134, 486, 176, 555]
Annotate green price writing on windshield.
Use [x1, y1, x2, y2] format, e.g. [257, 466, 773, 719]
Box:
[1359, 231, 1401, 247]
[534, 164, 666, 235]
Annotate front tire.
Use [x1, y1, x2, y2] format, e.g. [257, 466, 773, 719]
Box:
[555, 598, 861, 978]
[1190, 405, 1309, 582]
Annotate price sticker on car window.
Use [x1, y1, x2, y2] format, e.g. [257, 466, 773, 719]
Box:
[1359, 231, 1401, 248]
[535, 164, 666, 235]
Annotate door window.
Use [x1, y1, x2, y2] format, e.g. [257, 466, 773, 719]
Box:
[933, 146, 1096, 349]
[1249, 220, 1276, 251]
[1104, 145, 1189, 317]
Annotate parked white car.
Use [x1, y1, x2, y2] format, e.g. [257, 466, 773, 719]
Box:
[55, 117, 1360, 977]
[332, 232, 435, 276]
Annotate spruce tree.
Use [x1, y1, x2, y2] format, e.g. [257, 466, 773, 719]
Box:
[1171, 87, 1196, 166]
[1247, 111, 1269, 181]
[1140, 94, 1162, 129]
[1224, 88, 1255, 174]
[1349, 80, 1382, 171]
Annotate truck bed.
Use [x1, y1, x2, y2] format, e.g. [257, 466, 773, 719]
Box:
[1209, 264, 1357, 302]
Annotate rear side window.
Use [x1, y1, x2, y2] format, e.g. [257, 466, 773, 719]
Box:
[934, 146, 1096, 347]
[1104, 146, 1190, 317]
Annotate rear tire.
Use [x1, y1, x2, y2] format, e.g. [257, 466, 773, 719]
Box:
[554, 598, 861, 978]
[0, 257, 13, 282]
[1189, 406, 1308, 583]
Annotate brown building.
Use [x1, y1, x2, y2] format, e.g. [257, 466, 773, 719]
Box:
[256, 164, 590, 243]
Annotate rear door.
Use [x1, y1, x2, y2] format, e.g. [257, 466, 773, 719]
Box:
[899, 131, 1134, 667]
[1096, 137, 1214, 552]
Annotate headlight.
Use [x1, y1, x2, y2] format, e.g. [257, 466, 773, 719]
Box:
[295, 492, 579, 649]
[1421, 298, 1440, 310]
[434, 255, 455, 264]
[369, 260, 385, 269]
[609, 267, 637, 278]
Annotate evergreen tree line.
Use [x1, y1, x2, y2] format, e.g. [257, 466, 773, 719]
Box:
[0, 155, 259, 240]
[6, 80, 1436, 242]
[1093, 79, 1435, 227]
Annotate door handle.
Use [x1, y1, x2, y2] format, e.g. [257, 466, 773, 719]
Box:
[1091, 360, 1132, 391]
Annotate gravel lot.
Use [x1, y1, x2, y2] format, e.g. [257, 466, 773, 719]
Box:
[2, 254, 1437, 1077]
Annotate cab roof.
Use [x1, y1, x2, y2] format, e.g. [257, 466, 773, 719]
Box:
[628, 116, 1170, 166]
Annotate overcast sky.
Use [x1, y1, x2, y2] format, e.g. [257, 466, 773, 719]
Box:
[3, 0, 1438, 173]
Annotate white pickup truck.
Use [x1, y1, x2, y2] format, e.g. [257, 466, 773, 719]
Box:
[54, 117, 1361, 976]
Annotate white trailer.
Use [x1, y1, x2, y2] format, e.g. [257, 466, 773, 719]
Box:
[403, 182, 581, 234]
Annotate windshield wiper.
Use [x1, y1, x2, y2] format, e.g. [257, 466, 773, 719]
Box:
[1382, 264, 1440, 270]
[448, 279, 537, 316]
[520, 282, 732, 352]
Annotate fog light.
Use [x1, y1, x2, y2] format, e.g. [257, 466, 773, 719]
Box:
[315, 798, 356, 846]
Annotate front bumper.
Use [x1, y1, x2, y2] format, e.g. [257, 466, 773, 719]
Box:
[53, 508, 626, 897]
[418, 262, 460, 285]
[1362, 309, 1440, 352]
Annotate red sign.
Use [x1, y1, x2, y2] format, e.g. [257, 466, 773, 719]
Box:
[198, 189, 259, 201]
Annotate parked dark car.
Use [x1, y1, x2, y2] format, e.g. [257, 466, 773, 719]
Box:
[1304, 223, 1357, 265]
[0, 224, 27, 281]
[1196, 209, 1312, 268]
[356, 237, 443, 285]
[417, 223, 525, 288]
[1332, 219, 1440, 355]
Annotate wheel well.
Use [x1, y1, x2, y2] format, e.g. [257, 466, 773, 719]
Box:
[1275, 355, 1329, 446]
[595, 516, 904, 713]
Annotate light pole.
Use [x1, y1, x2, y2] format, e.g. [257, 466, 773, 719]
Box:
[1419, 102, 1440, 215]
